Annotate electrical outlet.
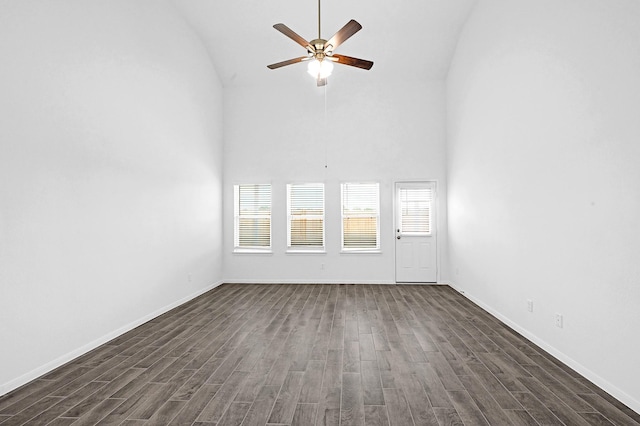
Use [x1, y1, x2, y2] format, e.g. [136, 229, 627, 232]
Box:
[527, 299, 533, 313]
[321, 263, 325, 270]
[188, 273, 192, 283]
[555, 313, 563, 328]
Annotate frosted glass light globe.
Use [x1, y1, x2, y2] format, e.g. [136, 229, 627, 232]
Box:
[307, 59, 333, 78]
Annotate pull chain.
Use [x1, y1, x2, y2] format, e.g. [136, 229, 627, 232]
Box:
[324, 80, 328, 170]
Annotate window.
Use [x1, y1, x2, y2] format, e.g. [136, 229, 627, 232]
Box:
[399, 186, 432, 235]
[234, 184, 271, 251]
[341, 182, 380, 251]
[287, 183, 324, 250]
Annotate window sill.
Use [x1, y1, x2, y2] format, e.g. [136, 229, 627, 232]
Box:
[286, 249, 326, 255]
[340, 250, 382, 255]
[233, 249, 273, 255]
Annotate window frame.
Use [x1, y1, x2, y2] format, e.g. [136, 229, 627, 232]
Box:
[286, 182, 325, 253]
[397, 185, 432, 237]
[341, 182, 381, 253]
[233, 183, 272, 253]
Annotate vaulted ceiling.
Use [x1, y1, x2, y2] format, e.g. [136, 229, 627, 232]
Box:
[171, 0, 477, 87]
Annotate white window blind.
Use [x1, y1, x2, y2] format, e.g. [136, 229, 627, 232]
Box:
[234, 184, 271, 250]
[341, 182, 380, 250]
[399, 187, 432, 234]
[287, 183, 324, 249]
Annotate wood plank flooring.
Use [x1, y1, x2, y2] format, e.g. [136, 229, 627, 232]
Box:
[1, 284, 639, 425]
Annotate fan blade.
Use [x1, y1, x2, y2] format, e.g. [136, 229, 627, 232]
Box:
[267, 56, 307, 70]
[326, 20, 362, 50]
[317, 77, 328, 87]
[273, 23, 311, 49]
[332, 54, 374, 70]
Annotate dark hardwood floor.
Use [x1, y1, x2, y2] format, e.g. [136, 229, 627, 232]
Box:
[1, 284, 638, 425]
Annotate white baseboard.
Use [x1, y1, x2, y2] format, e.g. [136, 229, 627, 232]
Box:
[447, 282, 640, 415]
[0, 280, 224, 397]
[223, 278, 397, 285]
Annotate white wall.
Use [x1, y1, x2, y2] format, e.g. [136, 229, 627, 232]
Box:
[0, 0, 224, 394]
[447, 0, 640, 412]
[223, 76, 448, 284]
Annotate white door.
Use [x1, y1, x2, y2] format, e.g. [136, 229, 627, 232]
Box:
[395, 182, 437, 283]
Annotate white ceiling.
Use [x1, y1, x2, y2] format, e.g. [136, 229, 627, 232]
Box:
[171, 0, 477, 87]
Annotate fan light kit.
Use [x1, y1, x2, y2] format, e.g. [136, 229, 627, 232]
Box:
[268, 0, 374, 86]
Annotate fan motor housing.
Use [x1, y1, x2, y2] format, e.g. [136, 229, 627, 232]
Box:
[310, 39, 329, 51]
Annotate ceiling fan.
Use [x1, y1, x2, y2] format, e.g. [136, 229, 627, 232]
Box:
[267, 0, 374, 86]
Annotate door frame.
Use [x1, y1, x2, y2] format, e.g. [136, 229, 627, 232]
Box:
[393, 180, 440, 284]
